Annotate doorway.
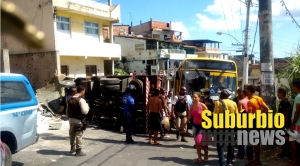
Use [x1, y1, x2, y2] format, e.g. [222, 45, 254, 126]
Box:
[104, 60, 112, 76]
[61, 65, 69, 76]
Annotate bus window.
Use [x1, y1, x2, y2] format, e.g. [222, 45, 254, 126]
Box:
[181, 70, 209, 95]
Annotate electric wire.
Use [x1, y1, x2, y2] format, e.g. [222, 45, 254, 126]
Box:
[281, 0, 300, 29]
[250, 10, 259, 55]
[229, 0, 237, 40]
[220, 0, 233, 44]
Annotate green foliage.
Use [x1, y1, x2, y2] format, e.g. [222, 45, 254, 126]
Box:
[277, 47, 300, 99]
[114, 68, 129, 75]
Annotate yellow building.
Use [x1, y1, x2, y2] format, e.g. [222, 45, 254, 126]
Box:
[4, 0, 121, 79]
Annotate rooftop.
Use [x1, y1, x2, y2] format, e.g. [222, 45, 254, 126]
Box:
[114, 35, 184, 44]
[183, 39, 222, 43]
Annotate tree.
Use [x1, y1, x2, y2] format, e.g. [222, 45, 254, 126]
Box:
[120, 56, 127, 70]
[277, 47, 300, 99]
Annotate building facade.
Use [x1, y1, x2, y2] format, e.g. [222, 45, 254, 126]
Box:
[4, 0, 121, 85]
[183, 40, 224, 59]
[113, 19, 185, 75]
[114, 35, 186, 75]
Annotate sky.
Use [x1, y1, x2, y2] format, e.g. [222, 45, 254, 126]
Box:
[107, 0, 300, 60]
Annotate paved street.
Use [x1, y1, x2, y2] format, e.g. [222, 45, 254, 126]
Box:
[11, 119, 285, 166]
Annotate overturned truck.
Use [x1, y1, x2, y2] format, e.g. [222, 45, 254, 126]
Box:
[64, 75, 163, 133]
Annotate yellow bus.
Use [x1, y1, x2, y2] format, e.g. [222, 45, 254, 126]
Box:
[174, 58, 238, 100]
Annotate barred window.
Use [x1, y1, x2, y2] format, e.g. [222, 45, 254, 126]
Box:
[84, 21, 99, 37]
[56, 16, 70, 32]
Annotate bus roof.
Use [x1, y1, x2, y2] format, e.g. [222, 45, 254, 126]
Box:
[183, 58, 236, 63]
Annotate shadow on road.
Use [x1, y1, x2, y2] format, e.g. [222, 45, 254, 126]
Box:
[148, 156, 201, 166]
[149, 156, 221, 166]
[12, 161, 24, 166]
[39, 133, 69, 141]
[36, 149, 74, 156]
[85, 137, 215, 150]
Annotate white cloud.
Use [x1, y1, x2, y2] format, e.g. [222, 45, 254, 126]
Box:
[272, 0, 300, 19]
[170, 22, 191, 39]
[196, 0, 300, 31]
[275, 23, 283, 28]
[189, 27, 197, 31]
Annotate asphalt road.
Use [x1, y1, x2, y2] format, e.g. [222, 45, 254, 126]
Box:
[11, 121, 279, 166]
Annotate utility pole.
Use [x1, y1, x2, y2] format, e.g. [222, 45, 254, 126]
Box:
[259, 0, 275, 110]
[242, 0, 251, 87]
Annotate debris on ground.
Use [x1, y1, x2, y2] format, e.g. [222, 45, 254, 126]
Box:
[260, 145, 290, 165]
[36, 74, 69, 115]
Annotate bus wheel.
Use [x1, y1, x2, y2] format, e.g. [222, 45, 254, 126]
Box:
[3, 142, 12, 166]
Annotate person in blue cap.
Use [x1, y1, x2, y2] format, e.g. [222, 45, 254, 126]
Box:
[123, 84, 136, 143]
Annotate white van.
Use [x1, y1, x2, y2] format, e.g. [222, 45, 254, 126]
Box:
[0, 73, 39, 166]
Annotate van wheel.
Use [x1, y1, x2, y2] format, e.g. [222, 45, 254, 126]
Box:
[3, 142, 12, 166]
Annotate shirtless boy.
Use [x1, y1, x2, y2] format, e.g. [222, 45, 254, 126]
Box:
[147, 89, 163, 145]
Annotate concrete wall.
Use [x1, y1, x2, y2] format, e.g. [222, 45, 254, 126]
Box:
[9, 51, 60, 90]
[130, 22, 151, 36]
[4, 0, 56, 54]
[54, 11, 121, 58]
[152, 30, 173, 40]
[152, 20, 171, 30]
[55, 11, 109, 45]
[114, 37, 158, 60]
[250, 68, 260, 77]
[113, 26, 130, 36]
[60, 56, 105, 78]
[53, 0, 120, 22]
[1, 49, 10, 73]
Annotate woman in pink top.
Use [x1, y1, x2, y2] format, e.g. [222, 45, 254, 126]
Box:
[185, 93, 208, 162]
[238, 89, 249, 113]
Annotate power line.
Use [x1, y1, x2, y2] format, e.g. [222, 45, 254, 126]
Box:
[220, 0, 233, 44]
[239, 1, 244, 43]
[250, 11, 259, 55]
[229, 0, 237, 40]
[281, 0, 300, 29]
[20, 0, 42, 53]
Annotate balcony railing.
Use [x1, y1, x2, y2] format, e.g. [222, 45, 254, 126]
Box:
[195, 47, 220, 52]
[158, 49, 186, 55]
[53, 0, 120, 22]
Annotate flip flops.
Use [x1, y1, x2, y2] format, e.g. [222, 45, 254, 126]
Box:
[153, 142, 162, 145]
[193, 158, 203, 163]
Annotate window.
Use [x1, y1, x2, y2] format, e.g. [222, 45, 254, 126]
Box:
[1, 81, 32, 104]
[85, 21, 99, 37]
[61, 65, 69, 76]
[86, 65, 97, 77]
[56, 16, 70, 32]
[153, 34, 160, 39]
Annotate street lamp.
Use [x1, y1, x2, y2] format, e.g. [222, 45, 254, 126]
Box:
[217, 31, 249, 87]
[216, 32, 243, 46]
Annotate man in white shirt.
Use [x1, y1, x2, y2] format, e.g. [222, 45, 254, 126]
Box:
[68, 85, 90, 157]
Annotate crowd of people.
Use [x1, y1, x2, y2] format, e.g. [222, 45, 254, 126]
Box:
[66, 79, 300, 166]
[123, 79, 300, 166]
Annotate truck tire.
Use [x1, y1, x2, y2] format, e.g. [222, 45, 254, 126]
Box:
[100, 84, 105, 90]
[100, 78, 120, 85]
[129, 79, 143, 99]
[74, 77, 87, 86]
[3, 142, 12, 166]
[102, 85, 120, 91]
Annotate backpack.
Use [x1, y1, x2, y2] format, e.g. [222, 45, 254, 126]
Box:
[174, 96, 187, 113]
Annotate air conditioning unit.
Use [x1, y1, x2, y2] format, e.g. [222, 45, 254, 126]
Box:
[151, 65, 159, 75]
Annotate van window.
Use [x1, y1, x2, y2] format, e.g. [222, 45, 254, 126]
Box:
[1, 81, 32, 104]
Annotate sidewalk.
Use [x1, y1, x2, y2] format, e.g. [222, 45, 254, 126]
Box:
[12, 117, 290, 166]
